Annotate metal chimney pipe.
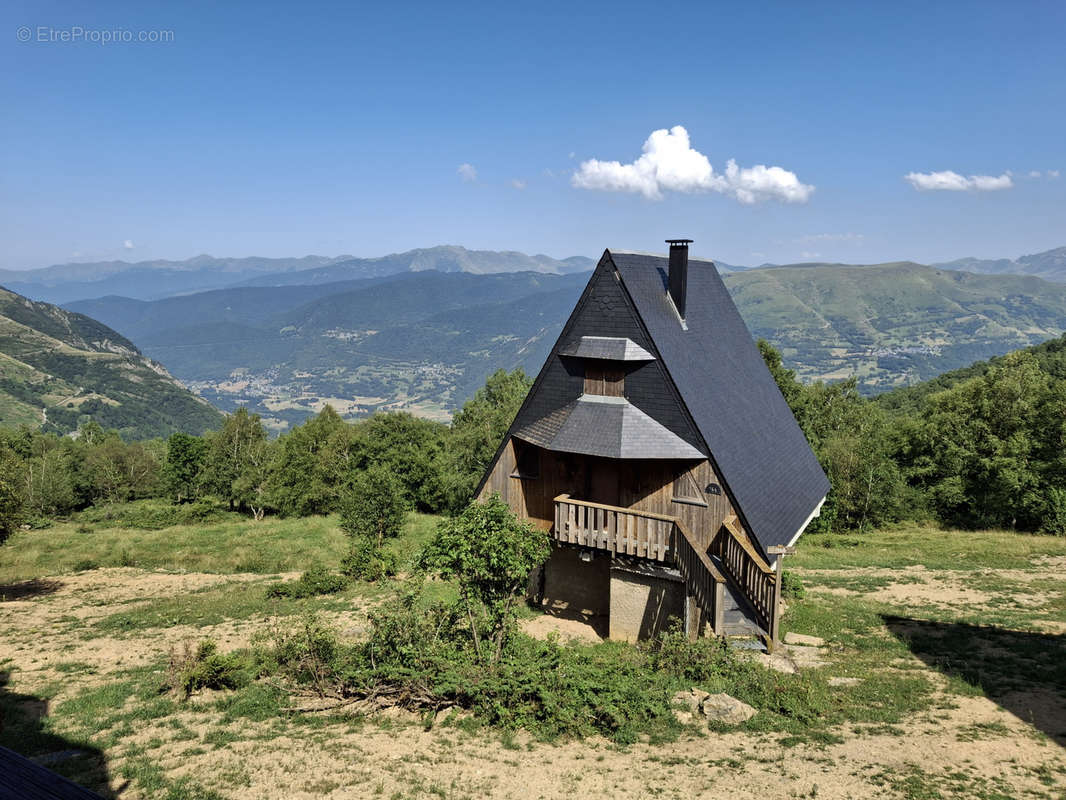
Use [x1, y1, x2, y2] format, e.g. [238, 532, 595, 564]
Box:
[666, 239, 692, 319]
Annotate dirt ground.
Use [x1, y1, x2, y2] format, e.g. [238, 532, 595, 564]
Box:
[797, 561, 1064, 617]
[2, 568, 1064, 799]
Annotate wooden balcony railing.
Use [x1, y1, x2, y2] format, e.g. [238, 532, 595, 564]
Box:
[551, 496, 782, 646]
[710, 516, 778, 643]
[553, 494, 676, 562]
[671, 518, 727, 633]
[553, 495, 727, 633]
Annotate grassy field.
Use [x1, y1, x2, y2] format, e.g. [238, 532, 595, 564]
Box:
[1, 513, 1064, 799]
[0, 503, 439, 584]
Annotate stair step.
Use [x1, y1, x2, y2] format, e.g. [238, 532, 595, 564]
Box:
[724, 635, 767, 653]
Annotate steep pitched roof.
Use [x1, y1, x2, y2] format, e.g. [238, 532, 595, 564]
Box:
[608, 250, 829, 553]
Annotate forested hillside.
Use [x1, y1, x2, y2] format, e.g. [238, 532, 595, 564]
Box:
[68, 271, 589, 428]
[763, 332, 1066, 534]
[0, 287, 224, 439]
[728, 262, 1066, 390]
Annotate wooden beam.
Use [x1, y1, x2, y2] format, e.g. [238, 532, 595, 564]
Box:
[766, 545, 797, 556]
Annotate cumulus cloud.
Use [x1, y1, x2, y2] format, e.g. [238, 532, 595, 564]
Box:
[457, 163, 477, 182]
[571, 126, 814, 204]
[904, 170, 1013, 192]
[510, 178, 527, 190]
[1050, 170, 1061, 178]
[1029, 170, 1043, 178]
[123, 239, 134, 250]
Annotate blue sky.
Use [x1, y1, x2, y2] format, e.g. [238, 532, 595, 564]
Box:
[2, 0, 1064, 270]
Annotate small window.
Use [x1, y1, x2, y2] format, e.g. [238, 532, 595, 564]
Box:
[672, 471, 707, 506]
[584, 362, 625, 397]
[511, 443, 540, 479]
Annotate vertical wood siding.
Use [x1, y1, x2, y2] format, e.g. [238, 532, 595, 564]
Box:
[479, 442, 737, 550]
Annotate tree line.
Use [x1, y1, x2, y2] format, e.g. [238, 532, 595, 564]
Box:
[761, 335, 1066, 535]
[3, 334, 1066, 542]
[0, 369, 532, 540]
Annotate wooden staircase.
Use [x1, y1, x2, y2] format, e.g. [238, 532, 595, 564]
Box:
[552, 495, 781, 650]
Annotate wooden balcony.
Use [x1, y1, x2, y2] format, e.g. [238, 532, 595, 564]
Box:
[553, 494, 729, 635]
[552, 495, 781, 649]
[553, 494, 677, 561]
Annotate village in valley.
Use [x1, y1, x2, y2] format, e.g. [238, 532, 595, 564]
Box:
[2, 2, 1065, 799]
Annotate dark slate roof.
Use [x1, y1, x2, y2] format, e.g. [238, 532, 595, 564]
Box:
[609, 250, 830, 553]
[558, 336, 654, 361]
[514, 394, 704, 460]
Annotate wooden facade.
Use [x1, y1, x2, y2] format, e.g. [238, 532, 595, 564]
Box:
[482, 440, 734, 553]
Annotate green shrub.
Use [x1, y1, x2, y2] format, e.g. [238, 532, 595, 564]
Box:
[420, 496, 550, 663]
[264, 614, 345, 693]
[0, 449, 25, 544]
[266, 564, 349, 599]
[75, 499, 227, 531]
[781, 570, 806, 600]
[649, 622, 738, 682]
[1041, 487, 1066, 536]
[175, 640, 250, 697]
[339, 467, 408, 545]
[341, 537, 398, 582]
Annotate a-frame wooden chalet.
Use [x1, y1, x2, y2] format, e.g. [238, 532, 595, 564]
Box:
[476, 240, 829, 649]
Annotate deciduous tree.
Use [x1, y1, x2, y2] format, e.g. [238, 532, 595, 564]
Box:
[421, 496, 550, 662]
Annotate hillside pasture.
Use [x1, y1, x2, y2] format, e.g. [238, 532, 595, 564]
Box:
[0, 515, 1063, 799]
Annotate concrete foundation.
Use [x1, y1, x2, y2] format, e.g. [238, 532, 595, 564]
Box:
[541, 545, 609, 616]
[539, 545, 686, 641]
[608, 562, 685, 642]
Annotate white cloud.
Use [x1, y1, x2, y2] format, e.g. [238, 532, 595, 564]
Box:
[510, 178, 527, 190]
[457, 163, 477, 182]
[904, 170, 1013, 192]
[797, 232, 864, 243]
[1050, 170, 1061, 178]
[1029, 170, 1043, 178]
[571, 126, 814, 204]
[123, 239, 134, 250]
[800, 251, 821, 260]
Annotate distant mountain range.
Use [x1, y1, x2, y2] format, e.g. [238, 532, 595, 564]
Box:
[931, 246, 1066, 282]
[0, 287, 224, 438]
[63, 259, 1066, 431]
[67, 271, 589, 429]
[5, 244, 1065, 307]
[1, 247, 596, 305]
[5, 243, 1066, 435]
